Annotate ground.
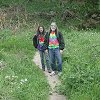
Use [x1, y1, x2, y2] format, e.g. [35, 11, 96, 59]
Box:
[33, 51, 66, 100]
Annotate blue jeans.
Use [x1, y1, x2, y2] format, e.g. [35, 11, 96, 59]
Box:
[39, 50, 50, 70]
[49, 48, 62, 72]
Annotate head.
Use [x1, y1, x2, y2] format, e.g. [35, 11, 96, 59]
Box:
[37, 26, 45, 34]
[50, 22, 58, 33]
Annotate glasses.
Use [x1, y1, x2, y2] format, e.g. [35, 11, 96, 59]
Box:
[51, 25, 56, 27]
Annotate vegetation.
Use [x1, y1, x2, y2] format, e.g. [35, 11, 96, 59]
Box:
[0, 0, 100, 100]
[0, 29, 49, 100]
[60, 29, 100, 100]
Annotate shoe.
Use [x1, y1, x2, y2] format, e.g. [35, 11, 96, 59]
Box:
[58, 72, 62, 77]
[42, 68, 45, 71]
[50, 71, 55, 76]
[48, 69, 51, 73]
[55, 71, 58, 75]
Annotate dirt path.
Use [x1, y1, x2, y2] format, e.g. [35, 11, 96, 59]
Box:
[33, 52, 66, 100]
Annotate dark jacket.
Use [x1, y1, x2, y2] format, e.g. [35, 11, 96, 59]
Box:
[33, 34, 38, 48]
[44, 31, 65, 50]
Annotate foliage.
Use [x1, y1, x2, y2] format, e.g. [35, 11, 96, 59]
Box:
[60, 29, 100, 100]
[0, 0, 100, 100]
[0, 29, 49, 100]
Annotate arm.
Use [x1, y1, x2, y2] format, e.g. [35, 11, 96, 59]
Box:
[59, 32, 65, 50]
[44, 32, 49, 50]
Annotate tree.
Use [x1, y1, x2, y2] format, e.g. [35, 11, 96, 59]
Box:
[85, 0, 99, 10]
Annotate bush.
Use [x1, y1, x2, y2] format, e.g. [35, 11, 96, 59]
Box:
[61, 29, 100, 100]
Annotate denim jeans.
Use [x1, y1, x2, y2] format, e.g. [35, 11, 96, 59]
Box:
[49, 48, 62, 72]
[39, 50, 50, 70]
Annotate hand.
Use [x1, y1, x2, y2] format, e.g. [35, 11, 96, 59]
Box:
[60, 50, 63, 54]
[45, 50, 48, 53]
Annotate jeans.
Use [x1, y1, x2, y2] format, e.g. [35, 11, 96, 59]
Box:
[49, 48, 62, 72]
[39, 50, 50, 70]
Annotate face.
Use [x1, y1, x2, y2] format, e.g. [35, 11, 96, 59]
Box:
[50, 23, 57, 31]
[39, 27, 43, 33]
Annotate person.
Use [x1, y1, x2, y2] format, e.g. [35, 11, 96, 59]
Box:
[34, 26, 51, 73]
[44, 22, 65, 76]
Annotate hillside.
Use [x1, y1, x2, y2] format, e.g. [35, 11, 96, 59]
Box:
[0, 0, 100, 30]
[0, 0, 100, 100]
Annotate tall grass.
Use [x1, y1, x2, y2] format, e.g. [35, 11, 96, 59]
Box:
[0, 29, 49, 100]
[0, 1, 100, 100]
[60, 29, 100, 100]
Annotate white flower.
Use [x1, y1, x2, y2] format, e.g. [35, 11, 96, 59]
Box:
[12, 75, 18, 78]
[20, 78, 28, 84]
[20, 79, 25, 82]
[20, 81, 23, 84]
[24, 78, 27, 82]
[5, 76, 10, 79]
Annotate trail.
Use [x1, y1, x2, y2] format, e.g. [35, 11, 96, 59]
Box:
[33, 52, 66, 100]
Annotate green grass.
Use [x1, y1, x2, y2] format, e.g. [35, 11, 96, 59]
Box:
[60, 29, 100, 100]
[0, 0, 100, 100]
[1, 23, 100, 100]
[0, 29, 49, 100]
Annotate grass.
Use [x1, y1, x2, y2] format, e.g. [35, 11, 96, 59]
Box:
[0, 29, 49, 100]
[0, 22, 100, 100]
[60, 29, 100, 100]
[0, 0, 100, 100]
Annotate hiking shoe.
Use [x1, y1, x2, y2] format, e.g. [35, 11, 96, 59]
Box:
[55, 71, 58, 75]
[50, 71, 55, 76]
[48, 69, 51, 73]
[42, 68, 45, 71]
[58, 72, 62, 77]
